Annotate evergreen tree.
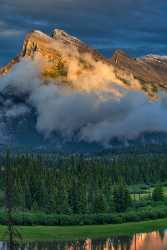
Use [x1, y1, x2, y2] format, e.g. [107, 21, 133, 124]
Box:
[152, 184, 164, 201]
[94, 191, 107, 213]
[113, 178, 131, 212]
[1, 153, 167, 216]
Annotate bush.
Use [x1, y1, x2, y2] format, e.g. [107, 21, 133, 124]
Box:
[1, 206, 167, 226]
[123, 212, 141, 222]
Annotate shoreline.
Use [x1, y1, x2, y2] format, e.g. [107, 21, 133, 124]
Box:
[1, 218, 167, 241]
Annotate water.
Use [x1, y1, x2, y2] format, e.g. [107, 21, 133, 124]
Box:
[1, 230, 167, 250]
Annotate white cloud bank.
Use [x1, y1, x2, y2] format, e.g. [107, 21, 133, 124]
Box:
[0, 59, 167, 145]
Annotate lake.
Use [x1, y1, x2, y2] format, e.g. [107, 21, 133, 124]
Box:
[0, 230, 167, 249]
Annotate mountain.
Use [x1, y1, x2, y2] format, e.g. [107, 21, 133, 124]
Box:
[1, 28, 167, 98]
[111, 50, 167, 97]
[1, 28, 167, 153]
[0, 29, 107, 79]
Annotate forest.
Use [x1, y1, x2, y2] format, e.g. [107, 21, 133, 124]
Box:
[0, 152, 167, 225]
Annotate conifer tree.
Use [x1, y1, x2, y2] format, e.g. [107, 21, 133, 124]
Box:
[113, 178, 131, 212]
[152, 184, 164, 201]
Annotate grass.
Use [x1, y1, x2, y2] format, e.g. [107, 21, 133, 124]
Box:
[1, 218, 167, 241]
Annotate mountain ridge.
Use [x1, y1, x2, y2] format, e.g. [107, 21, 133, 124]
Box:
[1, 28, 167, 98]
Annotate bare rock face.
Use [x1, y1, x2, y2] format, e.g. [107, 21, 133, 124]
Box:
[111, 50, 166, 97]
[11, 29, 106, 81]
[1, 28, 167, 98]
[22, 29, 106, 64]
[140, 55, 167, 87]
[52, 29, 106, 62]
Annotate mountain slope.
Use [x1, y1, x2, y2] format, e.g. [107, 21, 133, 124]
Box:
[0, 29, 107, 78]
[1, 28, 167, 98]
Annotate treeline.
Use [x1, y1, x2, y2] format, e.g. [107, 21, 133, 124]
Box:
[0, 205, 167, 225]
[0, 153, 167, 215]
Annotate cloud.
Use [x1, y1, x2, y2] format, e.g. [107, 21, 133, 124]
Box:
[80, 93, 167, 143]
[5, 104, 30, 119]
[0, 30, 23, 38]
[1, 58, 167, 146]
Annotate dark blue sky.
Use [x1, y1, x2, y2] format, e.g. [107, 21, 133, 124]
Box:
[0, 0, 167, 66]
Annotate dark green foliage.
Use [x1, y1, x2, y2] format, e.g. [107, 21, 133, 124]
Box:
[113, 179, 131, 212]
[0, 153, 167, 221]
[0, 205, 166, 226]
[94, 191, 108, 213]
[152, 184, 164, 201]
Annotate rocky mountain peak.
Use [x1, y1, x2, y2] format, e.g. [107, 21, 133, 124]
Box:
[1, 28, 167, 98]
[112, 49, 129, 57]
[52, 29, 80, 42]
[51, 28, 105, 62]
[111, 49, 131, 65]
